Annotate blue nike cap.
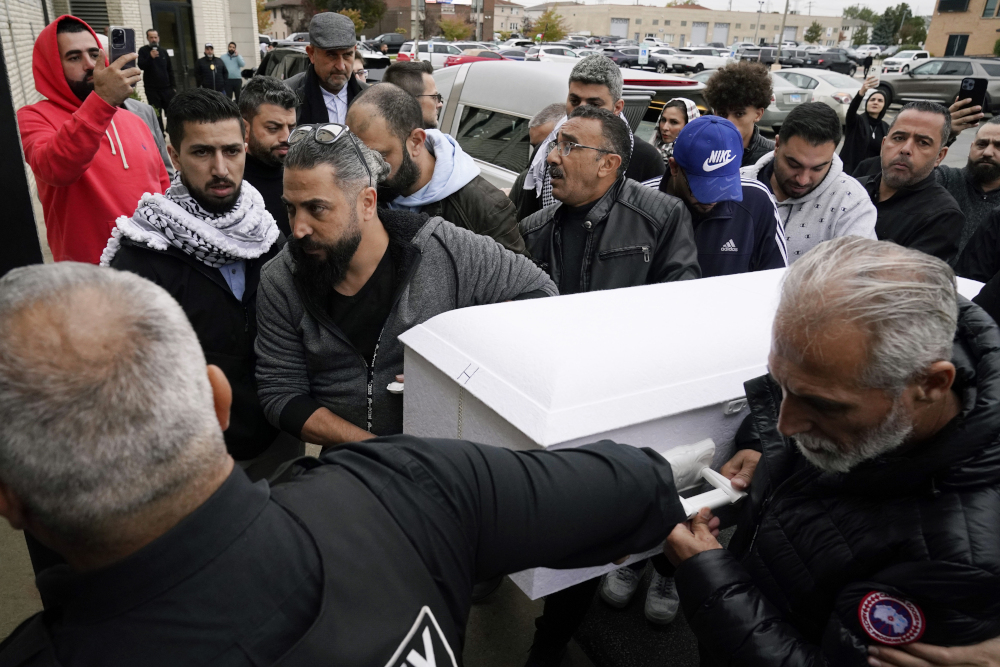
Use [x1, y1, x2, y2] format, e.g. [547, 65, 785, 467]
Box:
[673, 115, 744, 204]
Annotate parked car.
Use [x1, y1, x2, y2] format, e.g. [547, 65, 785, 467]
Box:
[503, 39, 535, 48]
[432, 61, 705, 189]
[856, 44, 882, 57]
[649, 47, 678, 73]
[444, 49, 512, 67]
[672, 47, 730, 72]
[258, 46, 310, 80]
[778, 48, 810, 68]
[877, 57, 1000, 112]
[881, 45, 901, 57]
[801, 44, 825, 52]
[773, 68, 862, 123]
[881, 50, 930, 74]
[604, 47, 641, 67]
[524, 45, 580, 63]
[802, 50, 858, 75]
[397, 41, 464, 69]
[498, 48, 528, 61]
[365, 32, 407, 54]
[356, 42, 390, 81]
[740, 47, 779, 66]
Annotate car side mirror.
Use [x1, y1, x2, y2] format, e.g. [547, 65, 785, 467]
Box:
[907, 69, 915, 76]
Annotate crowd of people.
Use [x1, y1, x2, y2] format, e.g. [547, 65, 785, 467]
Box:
[3, 9, 1000, 667]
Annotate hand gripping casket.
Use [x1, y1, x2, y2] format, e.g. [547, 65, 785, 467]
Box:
[398, 269, 984, 599]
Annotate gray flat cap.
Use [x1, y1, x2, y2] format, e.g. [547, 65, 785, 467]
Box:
[309, 12, 356, 50]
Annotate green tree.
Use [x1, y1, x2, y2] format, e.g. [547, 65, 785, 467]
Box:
[871, 3, 911, 45]
[898, 15, 926, 45]
[438, 16, 472, 40]
[256, 0, 273, 33]
[851, 26, 869, 46]
[338, 8, 365, 32]
[498, 29, 513, 40]
[526, 9, 567, 42]
[843, 4, 879, 23]
[804, 21, 823, 43]
[995, 37, 1000, 56]
[395, 27, 408, 34]
[303, 0, 386, 35]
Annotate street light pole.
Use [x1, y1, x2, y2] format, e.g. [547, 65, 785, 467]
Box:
[777, 0, 791, 47]
[754, 0, 763, 44]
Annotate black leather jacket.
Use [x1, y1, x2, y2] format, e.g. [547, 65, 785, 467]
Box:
[420, 174, 527, 256]
[677, 298, 1000, 665]
[520, 177, 700, 292]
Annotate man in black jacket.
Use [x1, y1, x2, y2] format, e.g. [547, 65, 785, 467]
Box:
[103, 88, 295, 481]
[196, 43, 226, 92]
[0, 262, 688, 667]
[858, 101, 965, 266]
[510, 55, 665, 220]
[283, 12, 365, 124]
[521, 105, 698, 665]
[521, 105, 699, 295]
[239, 75, 297, 236]
[347, 83, 526, 255]
[136, 29, 175, 129]
[666, 236, 1000, 664]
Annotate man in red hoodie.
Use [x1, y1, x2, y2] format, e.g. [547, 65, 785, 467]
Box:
[17, 16, 170, 263]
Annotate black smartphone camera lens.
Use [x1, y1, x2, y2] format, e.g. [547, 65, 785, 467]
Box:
[112, 29, 125, 48]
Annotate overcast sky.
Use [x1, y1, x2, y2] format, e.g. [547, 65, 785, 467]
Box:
[507, 0, 933, 20]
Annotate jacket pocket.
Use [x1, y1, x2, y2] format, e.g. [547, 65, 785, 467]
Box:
[598, 245, 651, 262]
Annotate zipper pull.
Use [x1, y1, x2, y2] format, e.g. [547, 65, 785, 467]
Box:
[642, 246, 651, 263]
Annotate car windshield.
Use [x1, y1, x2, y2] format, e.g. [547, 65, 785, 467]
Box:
[820, 72, 860, 88]
[895, 51, 918, 58]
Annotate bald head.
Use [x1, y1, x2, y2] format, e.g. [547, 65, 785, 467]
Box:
[0, 263, 226, 541]
[348, 83, 424, 144]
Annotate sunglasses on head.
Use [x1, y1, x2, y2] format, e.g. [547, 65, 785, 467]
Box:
[287, 123, 372, 185]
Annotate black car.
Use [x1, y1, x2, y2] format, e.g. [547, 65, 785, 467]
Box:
[803, 51, 858, 75]
[825, 47, 864, 65]
[365, 32, 407, 54]
[778, 48, 810, 68]
[604, 47, 641, 68]
[740, 47, 779, 66]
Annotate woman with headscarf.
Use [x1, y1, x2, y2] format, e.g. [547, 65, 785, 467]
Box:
[839, 75, 889, 176]
[653, 97, 700, 164]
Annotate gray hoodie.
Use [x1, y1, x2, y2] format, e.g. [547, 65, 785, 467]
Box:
[255, 210, 557, 437]
[741, 151, 877, 263]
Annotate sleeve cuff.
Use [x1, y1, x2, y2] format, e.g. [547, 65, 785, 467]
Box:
[279, 395, 324, 439]
[675, 548, 753, 618]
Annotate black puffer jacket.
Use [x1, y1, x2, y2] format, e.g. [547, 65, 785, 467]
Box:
[677, 298, 1000, 665]
[743, 125, 775, 168]
[195, 56, 226, 92]
[110, 236, 284, 460]
[520, 177, 700, 292]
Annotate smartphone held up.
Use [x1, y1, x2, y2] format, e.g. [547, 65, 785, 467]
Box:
[108, 26, 138, 87]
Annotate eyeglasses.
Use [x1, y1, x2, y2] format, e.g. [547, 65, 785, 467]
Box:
[416, 93, 444, 104]
[287, 123, 372, 186]
[356, 69, 369, 77]
[549, 140, 614, 157]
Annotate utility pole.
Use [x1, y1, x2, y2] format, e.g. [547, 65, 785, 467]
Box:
[777, 0, 791, 45]
[754, 0, 764, 44]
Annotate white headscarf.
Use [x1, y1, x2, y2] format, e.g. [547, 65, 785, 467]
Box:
[652, 98, 700, 163]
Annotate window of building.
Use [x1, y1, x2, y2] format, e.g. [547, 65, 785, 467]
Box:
[681, 20, 687, 25]
[750, 23, 755, 28]
[984, 0, 998, 16]
[664, 33, 675, 41]
[736, 23, 741, 28]
[945, 34, 969, 55]
[653, 19, 659, 24]
[774, 24, 780, 30]
[636, 18, 642, 24]
[665, 20, 671, 25]
[937, 0, 970, 10]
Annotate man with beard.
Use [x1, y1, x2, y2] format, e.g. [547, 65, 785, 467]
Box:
[939, 112, 1000, 256]
[284, 12, 366, 125]
[346, 83, 526, 256]
[196, 43, 227, 92]
[665, 236, 1000, 664]
[858, 101, 965, 266]
[16, 16, 169, 264]
[254, 125, 555, 447]
[104, 89, 295, 481]
[741, 102, 877, 264]
[137, 29, 175, 131]
[240, 76, 297, 236]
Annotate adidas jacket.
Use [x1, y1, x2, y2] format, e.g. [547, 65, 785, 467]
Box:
[741, 152, 877, 263]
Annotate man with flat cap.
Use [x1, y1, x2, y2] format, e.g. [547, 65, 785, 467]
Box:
[284, 12, 366, 124]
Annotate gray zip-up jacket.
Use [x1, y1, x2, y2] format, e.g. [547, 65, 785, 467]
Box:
[741, 151, 877, 263]
[255, 210, 557, 438]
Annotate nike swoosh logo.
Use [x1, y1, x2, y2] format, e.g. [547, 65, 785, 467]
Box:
[702, 154, 736, 172]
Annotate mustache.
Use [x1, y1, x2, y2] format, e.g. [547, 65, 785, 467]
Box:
[272, 142, 290, 152]
[207, 177, 236, 189]
[548, 164, 564, 180]
[889, 157, 913, 170]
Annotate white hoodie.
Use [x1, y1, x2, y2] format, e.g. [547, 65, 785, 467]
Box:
[741, 152, 877, 263]
[389, 130, 480, 212]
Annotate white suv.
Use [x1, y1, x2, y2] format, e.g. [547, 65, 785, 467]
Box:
[881, 50, 930, 74]
[856, 44, 882, 57]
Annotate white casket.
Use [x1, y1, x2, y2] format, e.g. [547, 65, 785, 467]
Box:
[398, 269, 984, 598]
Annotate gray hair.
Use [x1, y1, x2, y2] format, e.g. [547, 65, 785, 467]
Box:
[530, 102, 566, 129]
[775, 237, 958, 392]
[889, 100, 952, 148]
[569, 55, 623, 103]
[0, 263, 225, 538]
[239, 75, 298, 121]
[284, 127, 391, 195]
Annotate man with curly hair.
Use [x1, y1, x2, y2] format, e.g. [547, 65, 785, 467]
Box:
[703, 61, 775, 167]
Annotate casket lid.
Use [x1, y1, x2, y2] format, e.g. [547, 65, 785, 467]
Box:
[400, 269, 983, 447]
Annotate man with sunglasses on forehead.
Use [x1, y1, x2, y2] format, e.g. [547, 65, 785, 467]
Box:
[284, 12, 366, 125]
[103, 89, 296, 481]
[254, 122, 555, 448]
[518, 105, 699, 665]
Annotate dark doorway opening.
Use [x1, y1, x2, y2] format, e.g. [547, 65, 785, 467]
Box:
[151, 1, 199, 91]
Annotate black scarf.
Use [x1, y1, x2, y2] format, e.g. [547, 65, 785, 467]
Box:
[299, 64, 363, 125]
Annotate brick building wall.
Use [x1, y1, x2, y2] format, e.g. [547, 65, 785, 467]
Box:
[925, 0, 999, 56]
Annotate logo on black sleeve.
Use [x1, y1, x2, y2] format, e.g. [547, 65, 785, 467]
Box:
[384, 606, 459, 667]
[858, 591, 926, 645]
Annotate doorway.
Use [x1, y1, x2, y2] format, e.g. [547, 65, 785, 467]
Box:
[151, 1, 199, 91]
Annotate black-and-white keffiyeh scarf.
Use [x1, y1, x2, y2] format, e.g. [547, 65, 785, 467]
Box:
[652, 98, 701, 163]
[525, 112, 636, 209]
[100, 174, 279, 268]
